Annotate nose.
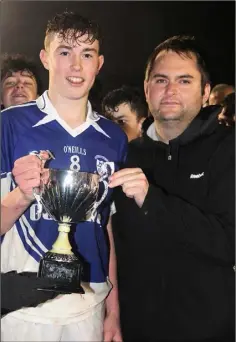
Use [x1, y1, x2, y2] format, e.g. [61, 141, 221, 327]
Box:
[165, 82, 178, 95]
[71, 55, 82, 71]
[15, 81, 24, 89]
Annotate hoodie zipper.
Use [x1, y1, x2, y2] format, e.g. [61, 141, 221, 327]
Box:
[167, 145, 172, 160]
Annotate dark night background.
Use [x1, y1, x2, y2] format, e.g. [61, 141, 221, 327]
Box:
[1, 1, 235, 109]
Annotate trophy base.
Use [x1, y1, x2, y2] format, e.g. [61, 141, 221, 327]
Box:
[37, 284, 85, 294]
[37, 251, 84, 294]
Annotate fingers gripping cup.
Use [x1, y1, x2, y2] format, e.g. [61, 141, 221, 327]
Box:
[31, 151, 108, 294]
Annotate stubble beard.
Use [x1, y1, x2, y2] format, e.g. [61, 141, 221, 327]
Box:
[152, 108, 185, 124]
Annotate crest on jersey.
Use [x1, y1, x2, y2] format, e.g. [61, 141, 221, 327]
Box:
[95, 155, 115, 181]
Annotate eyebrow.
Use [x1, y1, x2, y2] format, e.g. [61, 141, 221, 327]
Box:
[112, 114, 126, 120]
[153, 73, 194, 80]
[56, 45, 98, 53]
[4, 73, 35, 81]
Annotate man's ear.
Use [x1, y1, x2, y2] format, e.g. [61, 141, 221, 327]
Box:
[97, 55, 104, 74]
[202, 83, 211, 106]
[144, 80, 149, 101]
[39, 49, 49, 71]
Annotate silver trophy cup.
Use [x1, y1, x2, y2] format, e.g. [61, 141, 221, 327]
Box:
[33, 168, 108, 294]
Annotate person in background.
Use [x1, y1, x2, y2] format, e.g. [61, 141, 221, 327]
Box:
[209, 83, 234, 106]
[218, 92, 235, 126]
[1, 53, 41, 109]
[102, 85, 148, 141]
[109, 35, 235, 342]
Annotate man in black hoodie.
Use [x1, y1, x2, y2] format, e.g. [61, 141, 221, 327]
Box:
[109, 35, 235, 342]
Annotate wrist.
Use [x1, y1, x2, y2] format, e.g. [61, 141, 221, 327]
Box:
[17, 187, 35, 205]
[105, 289, 120, 317]
[2, 187, 34, 210]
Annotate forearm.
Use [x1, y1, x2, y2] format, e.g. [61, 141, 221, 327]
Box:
[105, 218, 119, 316]
[1, 187, 32, 235]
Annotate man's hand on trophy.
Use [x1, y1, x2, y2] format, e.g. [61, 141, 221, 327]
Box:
[12, 151, 51, 202]
[108, 168, 149, 208]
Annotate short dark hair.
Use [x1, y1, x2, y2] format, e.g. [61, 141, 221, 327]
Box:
[1, 53, 41, 94]
[145, 35, 210, 94]
[45, 11, 103, 54]
[102, 85, 148, 121]
[220, 92, 235, 126]
[211, 83, 235, 94]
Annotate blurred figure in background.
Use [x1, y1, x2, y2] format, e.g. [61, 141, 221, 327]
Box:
[102, 85, 148, 141]
[209, 83, 234, 106]
[1, 53, 41, 109]
[218, 92, 235, 126]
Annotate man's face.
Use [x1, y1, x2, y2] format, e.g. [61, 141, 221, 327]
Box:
[1, 70, 38, 108]
[107, 103, 144, 141]
[144, 50, 210, 125]
[40, 32, 104, 102]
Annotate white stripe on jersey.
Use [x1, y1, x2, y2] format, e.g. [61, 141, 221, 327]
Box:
[1, 171, 48, 268]
[1, 101, 36, 113]
[1, 224, 39, 273]
[1, 172, 12, 198]
[21, 214, 48, 253]
[18, 216, 44, 258]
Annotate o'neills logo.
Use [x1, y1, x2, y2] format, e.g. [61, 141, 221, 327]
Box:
[63, 145, 86, 155]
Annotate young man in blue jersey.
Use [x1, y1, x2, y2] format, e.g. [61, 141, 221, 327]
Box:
[1, 11, 127, 341]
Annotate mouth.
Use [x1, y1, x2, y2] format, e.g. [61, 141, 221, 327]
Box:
[160, 102, 180, 106]
[12, 94, 27, 98]
[66, 76, 84, 86]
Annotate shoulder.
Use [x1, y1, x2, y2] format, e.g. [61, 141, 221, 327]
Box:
[1, 101, 37, 122]
[215, 124, 234, 155]
[129, 135, 156, 153]
[1, 101, 46, 130]
[125, 135, 156, 168]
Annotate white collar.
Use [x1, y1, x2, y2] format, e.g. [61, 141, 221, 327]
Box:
[146, 122, 159, 141]
[34, 91, 110, 138]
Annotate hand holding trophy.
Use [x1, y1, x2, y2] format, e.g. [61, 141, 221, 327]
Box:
[31, 150, 108, 294]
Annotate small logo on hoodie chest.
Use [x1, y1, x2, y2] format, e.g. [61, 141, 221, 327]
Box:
[190, 172, 204, 179]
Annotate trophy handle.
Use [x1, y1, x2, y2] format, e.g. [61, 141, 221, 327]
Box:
[32, 187, 43, 214]
[29, 150, 55, 214]
[90, 180, 109, 220]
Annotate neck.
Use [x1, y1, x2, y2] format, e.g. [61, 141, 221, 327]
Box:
[154, 120, 190, 144]
[48, 90, 88, 129]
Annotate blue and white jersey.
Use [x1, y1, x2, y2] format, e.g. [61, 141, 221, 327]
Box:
[1, 91, 127, 323]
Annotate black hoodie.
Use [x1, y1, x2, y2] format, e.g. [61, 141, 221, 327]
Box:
[112, 106, 235, 342]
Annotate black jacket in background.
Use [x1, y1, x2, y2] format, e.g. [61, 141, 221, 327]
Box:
[112, 106, 235, 342]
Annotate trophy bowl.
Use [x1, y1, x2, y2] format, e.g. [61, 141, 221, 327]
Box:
[34, 169, 106, 294]
[39, 169, 100, 223]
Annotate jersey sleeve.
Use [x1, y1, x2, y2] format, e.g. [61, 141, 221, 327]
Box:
[1, 112, 16, 198]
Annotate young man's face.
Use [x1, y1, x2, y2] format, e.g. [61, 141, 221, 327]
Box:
[1, 70, 38, 108]
[107, 102, 145, 141]
[40, 32, 104, 102]
[144, 50, 210, 124]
